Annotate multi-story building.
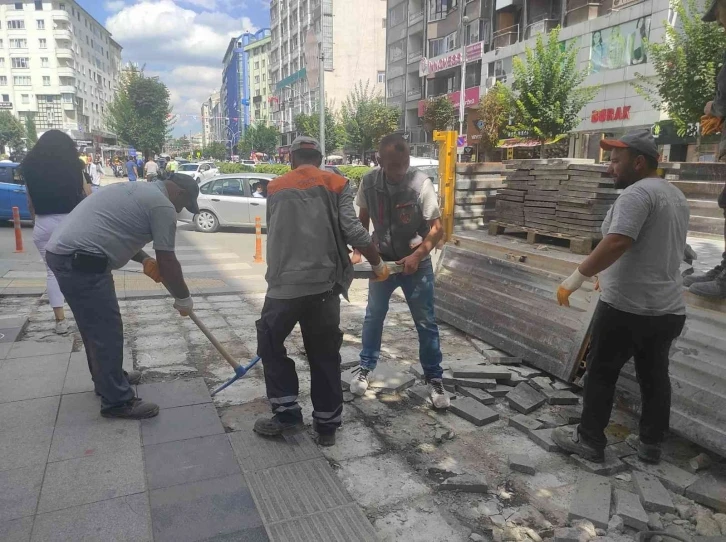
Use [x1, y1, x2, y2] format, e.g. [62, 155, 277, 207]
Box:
[388, 0, 671, 160]
[244, 32, 272, 126]
[201, 90, 220, 147]
[221, 28, 271, 149]
[269, 0, 387, 156]
[0, 0, 122, 148]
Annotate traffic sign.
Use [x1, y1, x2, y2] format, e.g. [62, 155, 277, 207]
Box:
[457, 135, 467, 148]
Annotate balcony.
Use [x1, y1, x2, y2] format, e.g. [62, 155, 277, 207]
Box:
[407, 49, 422, 64]
[408, 9, 424, 25]
[53, 28, 73, 41]
[525, 18, 559, 39]
[57, 66, 75, 77]
[52, 10, 71, 22]
[60, 85, 76, 94]
[406, 86, 421, 100]
[56, 47, 74, 59]
[389, 50, 405, 63]
[492, 24, 519, 49]
[62, 101, 75, 110]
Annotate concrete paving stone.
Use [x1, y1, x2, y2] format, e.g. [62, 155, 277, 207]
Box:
[551, 380, 576, 391]
[571, 449, 627, 476]
[247, 458, 353, 523]
[0, 517, 32, 542]
[469, 337, 496, 354]
[366, 363, 416, 393]
[608, 441, 637, 459]
[623, 455, 698, 494]
[140, 403, 224, 446]
[498, 373, 528, 387]
[0, 327, 23, 343]
[456, 385, 495, 405]
[560, 405, 583, 424]
[62, 352, 95, 395]
[448, 397, 499, 426]
[38, 447, 146, 513]
[144, 434, 240, 490]
[0, 315, 28, 330]
[0, 466, 44, 521]
[0, 343, 12, 360]
[510, 454, 536, 475]
[489, 385, 512, 397]
[228, 429, 322, 473]
[487, 356, 523, 366]
[407, 384, 455, 408]
[135, 349, 188, 369]
[508, 365, 544, 378]
[614, 488, 649, 531]
[5, 338, 73, 359]
[438, 474, 489, 493]
[509, 414, 544, 434]
[528, 428, 558, 452]
[633, 471, 676, 513]
[320, 421, 384, 463]
[567, 473, 612, 529]
[530, 376, 554, 391]
[544, 389, 580, 405]
[31, 492, 152, 542]
[0, 396, 58, 472]
[685, 474, 726, 513]
[536, 412, 568, 428]
[136, 378, 211, 410]
[451, 365, 512, 379]
[443, 372, 497, 390]
[267, 503, 375, 542]
[554, 527, 590, 542]
[150, 473, 264, 542]
[506, 382, 547, 414]
[0, 353, 69, 403]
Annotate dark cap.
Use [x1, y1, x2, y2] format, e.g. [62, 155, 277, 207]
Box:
[600, 129, 659, 161]
[290, 135, 322, 154]
[703, 0, 717, 22]
[168, 173, 200, 214]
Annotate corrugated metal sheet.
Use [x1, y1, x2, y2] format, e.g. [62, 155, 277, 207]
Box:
[435, 243, 597, 381]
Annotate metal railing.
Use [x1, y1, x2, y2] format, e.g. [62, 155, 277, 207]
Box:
[492, 24, 519, 49]
[526, 18, 559, 38]
[389, 50, 405, 63]
[407, 49, 422, 63]
[406, 87, 421, 99]
[408, 9, 424, 25]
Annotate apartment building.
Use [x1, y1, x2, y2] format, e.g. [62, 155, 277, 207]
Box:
[244, 32, 272, 125]
[221, 28, 271, 147]
[388, 0, 670, 160]
[269, 0, 386, 156]
[201, 90, 221, 147]
[0, 0, 122, 147]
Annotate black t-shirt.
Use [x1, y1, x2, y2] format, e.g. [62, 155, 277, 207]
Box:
[26, 173, 85, 216]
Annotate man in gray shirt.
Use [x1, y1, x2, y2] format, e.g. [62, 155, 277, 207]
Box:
[46, 174, 200, 419]
[552, 129, 688, 464]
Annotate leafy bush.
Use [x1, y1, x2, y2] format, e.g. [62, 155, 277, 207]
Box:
[215, 162, 255, 174]
[338, 165, 372, 187]
[255, 164, 291, 175]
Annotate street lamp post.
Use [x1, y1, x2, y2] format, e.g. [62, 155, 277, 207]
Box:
[459, 7, 470, 138]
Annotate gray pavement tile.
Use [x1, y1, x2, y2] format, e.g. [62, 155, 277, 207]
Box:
[247, 458, 353, 523]
[149, 474, 264, 542]
[266, 504, 376, 542]
[228, 429, 322, 473]
[31, 492, 152, 542]
[0, 327, 24, 343]
[6, 339, 73, 359]
[0, 517, 33, 542]
[61, 352, 95, 395]
[0, 343, 11, 360]
[49, 392, 141, 462]
[140, 403, 224, 446]
[136, 378, 212, 410]
[38, 447, 146, 513]
[0, 315, 28, 330]
[0, 466, 44, 521]
[0, 396, 59, 472]
[144, 434, 240, 490]
[0, 354, 69, 404]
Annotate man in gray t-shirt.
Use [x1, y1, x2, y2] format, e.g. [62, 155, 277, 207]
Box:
[551, 130, 688, 466]
[46, 175, 200, 420]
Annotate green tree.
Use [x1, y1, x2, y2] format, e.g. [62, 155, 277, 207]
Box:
[511, 27, 599, 157]
[341, 81, 400, 156]
[24, 114, 37, 150]
[0, 111, 26, 155]
[202, 141, 228, 160]
[633, 0, 726, 138]
[293, 107, 345, 153]
[243, 123, 281, 155]
[477, 83, 513, 153]
[423, 95, 457, 134]
[106, 65, 172, 159]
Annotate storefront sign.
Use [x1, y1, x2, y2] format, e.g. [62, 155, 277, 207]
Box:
[0, 102, 12, 109]
[419, 42, 484, 77]
[591, 105, 631, 123]
[418, 86, 481, 117]
[590, 16, 650, 73]
[275, 68, 307, 91]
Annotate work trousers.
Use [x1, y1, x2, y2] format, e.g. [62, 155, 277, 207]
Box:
[33, 214, 67, 308]
[256, 290, 343, 435]
[46, 252, 134, 410]
[579, 300, 686, 449]
[359, 258, 444, 379]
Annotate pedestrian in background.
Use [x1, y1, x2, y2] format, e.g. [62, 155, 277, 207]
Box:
[21, 130, 86, 335]
[144, 156, 159, 181]
[126, 156, 138, 181]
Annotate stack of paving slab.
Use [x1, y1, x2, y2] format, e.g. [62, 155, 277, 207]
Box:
[454, 163, 507, 231]
[556, 163, 617, 239]
[494, 167, 532, 226]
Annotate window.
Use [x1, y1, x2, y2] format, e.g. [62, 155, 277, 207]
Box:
[14, 75, 31, 85]
[0, 77, 6, 86]
[14, 2, 23, 10]
[445, 31, 458, 52]
[377, 70, 385, 83]
[388, 3, 405, 26]
[389, 40, 404, 62]
[8, 20, 26, 29]
[1, 94, 8, 101]
[40, 57, 48, 67]
[382, 17, 386, 28]
[429, 37, 444, 57]
[466, 19, 480, 45]
[429, 0, 451, 22]
[0, 58, 4, 67]
[12, 58, 30, 68]
[35, 0, 43, 9]
[387, 75, 404, 97]
[37, 19, 45, 29]
[39, 38, 47, 48]
[10, 39, 27, 49]
[43, 75, 50, 85]
[21, 94, 29, 104]
[255, 75, 259, 83]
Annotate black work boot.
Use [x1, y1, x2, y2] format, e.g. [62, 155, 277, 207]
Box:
[101, 397, 159, 419]
[689, 270, 726, 299]
[552, 426, 605, 463]
[626, 434, 662, 464]
[253, 414, 304, 437]
[683, 265, 723, 287]
[312, 420, 337, 447]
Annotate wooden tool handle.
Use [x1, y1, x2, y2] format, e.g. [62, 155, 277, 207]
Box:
[188, 310, 240, 370]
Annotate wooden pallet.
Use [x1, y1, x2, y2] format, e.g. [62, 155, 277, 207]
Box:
[487, 220, 594, 255]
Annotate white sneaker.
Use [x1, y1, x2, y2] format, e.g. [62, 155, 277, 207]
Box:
[349, 368, 370, 396]
[54, 319, 70, 335]
[428, 378, 450, 409]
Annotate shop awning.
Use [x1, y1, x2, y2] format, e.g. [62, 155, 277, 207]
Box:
[497, 138, 542, 148]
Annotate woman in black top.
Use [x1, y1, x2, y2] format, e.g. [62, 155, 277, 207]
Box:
[21, 130, 86, 334]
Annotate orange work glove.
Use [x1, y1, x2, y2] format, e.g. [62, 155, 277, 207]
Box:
[142, 257, 162, 283]
[556, 269, 588, 308]
[371, 260, 390, 282]
[700, 115, 724, 136]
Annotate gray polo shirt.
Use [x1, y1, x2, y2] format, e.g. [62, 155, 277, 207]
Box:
[47, 181, 177, 269]
[599, 177, 689, 316]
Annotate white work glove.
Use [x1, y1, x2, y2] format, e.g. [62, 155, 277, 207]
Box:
[556, 269, 588, 307]
[173, 296, 194, 316]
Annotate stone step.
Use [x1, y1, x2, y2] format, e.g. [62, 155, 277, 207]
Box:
[689, 215, 725, 236]
[688, 198, 724, 218]
[672, 180, 724, 198]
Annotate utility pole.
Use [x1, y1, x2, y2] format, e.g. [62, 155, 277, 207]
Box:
[318, 44, 326, 160]
[458, 6, 469, 138]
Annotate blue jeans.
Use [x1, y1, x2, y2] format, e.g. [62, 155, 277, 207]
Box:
[359, 258, 443, 379]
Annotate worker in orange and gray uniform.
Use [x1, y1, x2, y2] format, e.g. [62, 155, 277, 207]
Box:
[686, 0, 726, 299]
[253, 136, 387, 447]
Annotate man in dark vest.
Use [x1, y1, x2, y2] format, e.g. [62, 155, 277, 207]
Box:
[349, 134, 449, 408]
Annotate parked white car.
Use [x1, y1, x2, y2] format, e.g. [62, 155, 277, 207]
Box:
[410, 157, 439, 192]
[178, 173, 277, 232]
[176, 161, 219, 183]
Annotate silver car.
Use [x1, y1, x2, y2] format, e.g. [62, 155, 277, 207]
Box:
[178, 173, 276, 233]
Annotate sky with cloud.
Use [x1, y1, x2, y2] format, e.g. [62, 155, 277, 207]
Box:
[80, 0, 268, 136]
